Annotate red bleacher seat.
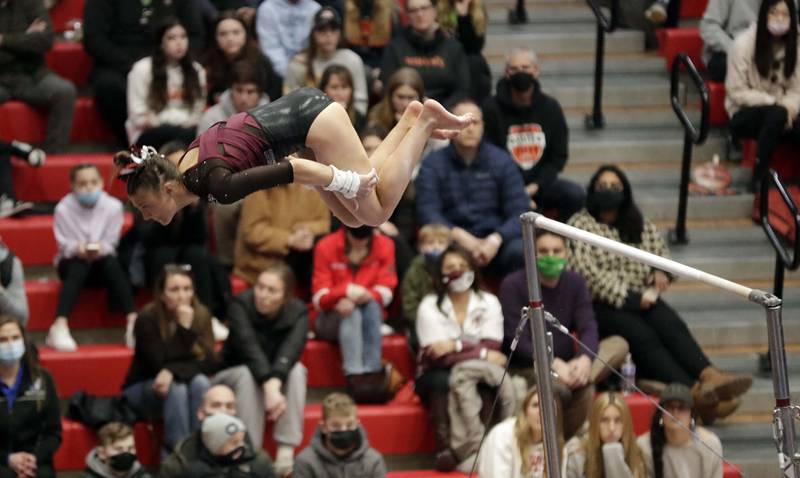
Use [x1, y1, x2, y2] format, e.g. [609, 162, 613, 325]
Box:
[742, 139, 800, 181]
[55, 420, 163, 470]
[0, 213, 133, 267]
[626, 393, 657, 436]
[681, 0, 709, 18]
[707, 81, 729, 125]
[658, 27, 704, 71]
[46, 42, 93, 87]
[40, 344, 133, 398]
[12, 154, 126, 203]
[0, 98, 115, 144]
[49, 0, 86, 33]
[387, 473, 467, 478]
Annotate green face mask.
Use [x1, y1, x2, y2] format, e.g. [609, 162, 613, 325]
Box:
[537, 255, 567, 279]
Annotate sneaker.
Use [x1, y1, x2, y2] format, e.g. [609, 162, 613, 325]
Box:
[124, 317, 136, 348]
[0, 195, 33, 219]
[211, 317, 229, 342]
[380, 323, 395, 336]
[46, 320, 78, 352]
[645, 2, 668, 25]
[274, 445, 294, 477]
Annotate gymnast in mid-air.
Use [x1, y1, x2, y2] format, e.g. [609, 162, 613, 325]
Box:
[114, 87, 473, 227]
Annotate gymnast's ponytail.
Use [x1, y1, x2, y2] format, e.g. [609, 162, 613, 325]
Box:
[113, 146, 182, 196]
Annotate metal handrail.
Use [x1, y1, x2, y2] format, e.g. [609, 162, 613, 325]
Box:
[668, 53, 710, 245]
[761, 170, 800, 272]
[584, 0, 618, 130]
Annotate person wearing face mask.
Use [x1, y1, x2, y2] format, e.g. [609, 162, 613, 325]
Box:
[401, 224, 452, 352]
[481, 47, 585, 222]
[0, 315, 61, 478]
[49, 164, 137, 352]
[82, 423, 152, 478]
[726, 0, 800, 191]
[312, 225, 398, 380]
[415, 245, 506, 471]
[567, 165, 753, 426]
[498, 231, 630, 440]
[122, 265, 219, 456]
[160, 385, 276, 478]
[215, 265, 309, 476]
[294, 392, 387, 477]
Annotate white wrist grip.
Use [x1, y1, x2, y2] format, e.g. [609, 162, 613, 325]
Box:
[323, 164, 360, 199]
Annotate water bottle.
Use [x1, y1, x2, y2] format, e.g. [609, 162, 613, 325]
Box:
[621, 353, 636, 395]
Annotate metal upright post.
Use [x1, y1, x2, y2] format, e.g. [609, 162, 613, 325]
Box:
[521, 218, 562, 477]
[586, 23, 606, 130]
[671, 129, 692, 245]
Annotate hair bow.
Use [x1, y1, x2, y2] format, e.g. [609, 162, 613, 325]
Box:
[118, 145, 160, 177]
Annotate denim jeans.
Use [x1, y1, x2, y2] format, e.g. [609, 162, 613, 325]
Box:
[317, 299, 383, 375]
[123, 374, 210, 452]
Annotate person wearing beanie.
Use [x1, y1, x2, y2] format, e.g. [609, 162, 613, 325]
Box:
[637, 383, 724, 478]
[82, 423, 151, 478]
[294, 392, 387, 477]
[160, 385, 276, 478]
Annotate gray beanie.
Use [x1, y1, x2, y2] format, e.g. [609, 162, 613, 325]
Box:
[201, 413, 246, 454]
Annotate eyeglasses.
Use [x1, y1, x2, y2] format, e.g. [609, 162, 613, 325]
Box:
[407, 4, 433, 15]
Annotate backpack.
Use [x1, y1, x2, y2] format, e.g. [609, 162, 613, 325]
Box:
[66, 390, 139, 429]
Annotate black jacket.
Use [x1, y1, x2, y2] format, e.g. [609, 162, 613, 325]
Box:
[222, 291, 308, 385]
[293, 426, 386, 478]
[159, 430, 275, 478]
[0, 367, 61, 469]
[83, 0, 205, 74]
[123, 307, 220, 389]
[380, 27, 471, 107]
[0, 0, 54, 81]
[482, 77, 569, 189]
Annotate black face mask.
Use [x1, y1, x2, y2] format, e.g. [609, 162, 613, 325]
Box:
[347, 225, 373, 239]
[216, 445, 247, 466]
[591, 189, 625, 212]
[508, 72, 535, 91]
[327, 429, 361, 451]
[109, 452, 136, 472]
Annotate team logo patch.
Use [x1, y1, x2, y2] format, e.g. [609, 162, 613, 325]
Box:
[506, 123, 546, 170]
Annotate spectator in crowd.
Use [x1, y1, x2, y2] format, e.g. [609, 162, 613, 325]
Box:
[217, 265, 309, 476]
[436, 0, 491, 101]
[285, 7, 368, 115]
[203, 11, 281, 105]
[499, 230, 630, 439]
[0, 315, 61, 478]
[401, 223, 451, 351]
[0, 0, 76, 153]
[49, 164, 136, 352]
[83, 0, 204, 146]
[320, 65, 367, 134]
[160, 385, 276, 478]
[368, 67, 424, 133]
[638, 383, 724, 478]
[122, 265, 217, 455]
[482, 47, 585, 222]
[0, 239, 28, 326]
[294, 392, 387, 477]
[312, 226, 397, 378]
[416, 100, 529, 277]
[234, 180, 330, 287]
[0, 141, 44, 219]
[567, 392, 647, 478]
[726, 0, 800, 191]
[415, 245, 506, 471]
[256, 0, 321, 78]
[343, 0, 400, 70]
[380, 0, 471, 107]
[131, 142, 232, 327]
[198, 60, 271, 134]
[478, 386, 575, 478]
[567, 165, 752, 425]
[82, 422, 152, 478]
[700, 0, 760, 82]
[125, 18, 206, 148]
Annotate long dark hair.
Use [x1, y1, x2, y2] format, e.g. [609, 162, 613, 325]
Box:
[320, 64, 357, 124]
[148, 17, 202, 113]
[586, 164, 644, 244]
[755, 0, 798, 79]
[113, 149, 183, 196]
[649, 408, 667, 478]
[432, 244, 483, 313]
[305, 22, 345, 87]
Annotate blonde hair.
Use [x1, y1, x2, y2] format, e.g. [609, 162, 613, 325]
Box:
[583, 392, 646, 478]
[514, 386, 564, 476]
[98, 422, 134, 447]
[417, 223, 451, 245]
[322, 392, 357, 420]
[437, 0, 486, 37]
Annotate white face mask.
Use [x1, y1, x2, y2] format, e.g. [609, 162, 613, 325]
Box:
[768, 19, 791, 36]
[445, 270, 475, 293]
[0, 339, 25, 364]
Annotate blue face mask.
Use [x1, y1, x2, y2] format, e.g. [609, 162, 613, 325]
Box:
[0, 339, 25, 364]
[424, 250, 444, 262]
[75, 189, 101, 207]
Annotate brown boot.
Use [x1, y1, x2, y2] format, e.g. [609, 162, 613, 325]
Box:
[696, 397, 741, 426]
[696, 367, 753, 403]
[428, 392, 457, 471]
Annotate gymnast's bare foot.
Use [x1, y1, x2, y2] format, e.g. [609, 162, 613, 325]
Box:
[431, 129, 461, 140]
[420, 99, 474, 131]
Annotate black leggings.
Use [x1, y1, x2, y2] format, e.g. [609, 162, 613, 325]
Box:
[56, 256, 136, 318]
[730, 105, 800, 178]
[593, 300, 710, 387]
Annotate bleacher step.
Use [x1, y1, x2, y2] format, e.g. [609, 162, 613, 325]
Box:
[484, 27, 643, 56]
[570, 128, 726, 165]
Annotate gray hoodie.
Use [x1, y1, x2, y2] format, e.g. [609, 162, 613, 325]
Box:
[700, 0, 761, 62]
[197, 89, 271, 135]
[293, 426, 386, 478]
[81, 448, 151, 478]
[0, 243, 28, 326]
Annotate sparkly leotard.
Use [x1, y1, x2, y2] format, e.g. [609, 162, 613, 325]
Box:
[180, 87, 334, 204]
